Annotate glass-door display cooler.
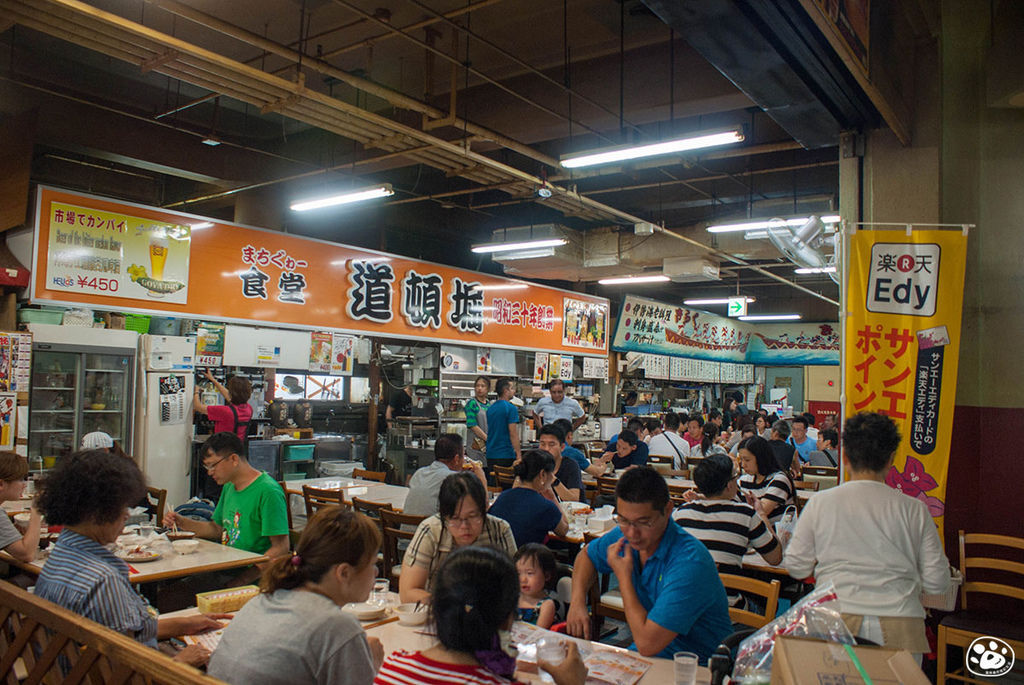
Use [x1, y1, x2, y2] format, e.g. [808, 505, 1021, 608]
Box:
[27, 324, 137, 473]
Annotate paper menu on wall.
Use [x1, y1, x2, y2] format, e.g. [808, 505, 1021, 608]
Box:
[559, 355, 574, 381]
[582, 356, 608, 380]
[11, 333, 31, 392]
[330, 334, 354, 376]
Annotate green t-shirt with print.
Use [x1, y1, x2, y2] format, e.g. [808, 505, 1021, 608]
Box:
[212, 472, 288, 554]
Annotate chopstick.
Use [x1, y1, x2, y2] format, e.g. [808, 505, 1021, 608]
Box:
[363, 615, 400, 630]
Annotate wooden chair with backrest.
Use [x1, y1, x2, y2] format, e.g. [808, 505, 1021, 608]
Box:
[937, 531, 1024, 685]
[685, 455, 705, 470]
[276, 480, 300, 548]
[353, 468, 387, 483]
[351, 497, 394, 577]
[145, 486, 167, 524]
[380, 509, 428, 585]
[719, 574, 781, 628]
[792, 480, 820, 492]
[492, 465, 516, 490]
[800, 465, 839, 491]
[649, 454, 674, 465]
[668, 483, 692, 508]
[302, 485, 347, 519]
[0, 581, 223, 684]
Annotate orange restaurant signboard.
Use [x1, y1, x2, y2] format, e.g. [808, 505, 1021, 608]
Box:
[30, 187, 610, 357]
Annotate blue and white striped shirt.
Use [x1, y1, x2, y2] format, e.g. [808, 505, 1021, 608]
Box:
[35, 529, 157, 647]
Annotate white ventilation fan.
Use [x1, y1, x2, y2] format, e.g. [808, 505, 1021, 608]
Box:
[624, 351, 646, 372]
[765, 215, 839, 284]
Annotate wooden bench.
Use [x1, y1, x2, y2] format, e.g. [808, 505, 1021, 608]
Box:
[0, 580, 223, 684]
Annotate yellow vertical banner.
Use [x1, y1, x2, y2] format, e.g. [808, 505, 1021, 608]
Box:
[844, 226, 969, 540]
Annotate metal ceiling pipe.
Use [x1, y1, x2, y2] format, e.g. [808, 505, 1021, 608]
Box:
[145, 0, 562, 170]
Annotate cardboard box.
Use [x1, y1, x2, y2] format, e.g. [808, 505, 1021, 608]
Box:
[196, 585, 259, 613]
[771, 636, 930, 685]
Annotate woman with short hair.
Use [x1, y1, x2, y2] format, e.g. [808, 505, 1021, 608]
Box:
[35, 450, 225, 666]
[399, 472, 516, 603]
[0, 451, 40, 563]
[377, 547, 587, 685]
[194, 371, 253, 442]
[785, 412, 949, 657]
[209, 506, 384, 684]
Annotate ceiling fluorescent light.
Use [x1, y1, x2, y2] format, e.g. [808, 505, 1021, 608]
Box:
[597, 274, 670, 285]
[683, 297, 755, 305]
[471, 238, 567, 254]
[561, 128, 744, 169]
[738, 314, 803, 321]
[201, 137, 221, 146]
[479, 284, 530, 291]
[191, 222, 214, 230]
[290, 184, 394, 212]
[707, 214, 841, 233]
[794, 266, 837, 274]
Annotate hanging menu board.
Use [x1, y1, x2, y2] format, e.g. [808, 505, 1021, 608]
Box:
[643, 354, 670, 379]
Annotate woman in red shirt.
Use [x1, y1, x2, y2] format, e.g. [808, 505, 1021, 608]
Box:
[193, 371, 253, 441]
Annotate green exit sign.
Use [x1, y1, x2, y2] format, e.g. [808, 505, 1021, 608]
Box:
[728, 297, 747, 317]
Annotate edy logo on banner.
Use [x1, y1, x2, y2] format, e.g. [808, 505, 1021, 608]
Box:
[866, 243, 940, 316]
[844, 226, 969, 539]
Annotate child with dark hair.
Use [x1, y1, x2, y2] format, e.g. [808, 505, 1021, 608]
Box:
[377, 547, 587, 685]
[209, 506, 384, 684]
[513, 543, 559, 629]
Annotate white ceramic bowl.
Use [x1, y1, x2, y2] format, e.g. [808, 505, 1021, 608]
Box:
[171, 539, 200, 554]
[13, 513, 31, 525]
[395, 603, 429, 626]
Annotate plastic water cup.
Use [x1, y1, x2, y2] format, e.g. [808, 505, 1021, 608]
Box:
[536, 637, 565, 684]
[674, 651, 698, 685]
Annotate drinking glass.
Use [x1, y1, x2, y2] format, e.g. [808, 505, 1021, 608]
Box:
[371, 578, 390, 608]
[536, 636, 565, 683]
[674, 651, 698, 685]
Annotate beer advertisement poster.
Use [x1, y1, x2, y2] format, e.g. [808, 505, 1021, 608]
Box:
[44, 201, 191, 304]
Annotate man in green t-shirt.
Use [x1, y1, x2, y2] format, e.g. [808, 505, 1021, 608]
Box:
[165, 432, 289, 563]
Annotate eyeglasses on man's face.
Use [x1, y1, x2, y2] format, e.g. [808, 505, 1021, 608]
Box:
[203, 455, 230, 472]
[612, 511, 662, 530]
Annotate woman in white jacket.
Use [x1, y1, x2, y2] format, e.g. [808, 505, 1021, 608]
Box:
[784, 412, 949, 658]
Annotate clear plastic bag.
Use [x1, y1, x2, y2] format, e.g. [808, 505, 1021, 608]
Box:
[731, 582, 854, 683]
[774, 505, 798, 549]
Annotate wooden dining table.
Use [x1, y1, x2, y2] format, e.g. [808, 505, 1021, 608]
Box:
[0, 537, 268, 585]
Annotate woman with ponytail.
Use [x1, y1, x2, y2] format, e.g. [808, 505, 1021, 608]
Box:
[376, 547, 587, 685]
[208, 506, 384, 685]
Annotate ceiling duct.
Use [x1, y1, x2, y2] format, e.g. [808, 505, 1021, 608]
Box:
[662, 256, 720, 283]
[642, 0, 879, 148]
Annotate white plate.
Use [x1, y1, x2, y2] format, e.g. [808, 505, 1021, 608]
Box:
[342, 602, 386, 621]
[123, 551, 162, 563]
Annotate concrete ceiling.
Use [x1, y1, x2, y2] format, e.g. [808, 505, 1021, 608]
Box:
[0, 0, 869, 320]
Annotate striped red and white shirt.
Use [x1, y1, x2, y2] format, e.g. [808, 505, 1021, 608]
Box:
[374, 650, 524, 685]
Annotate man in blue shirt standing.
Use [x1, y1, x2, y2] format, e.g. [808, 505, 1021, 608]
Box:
[485, 377, 521, 467]
[566, 467, 731, 662]
[531, 379, 586, 428]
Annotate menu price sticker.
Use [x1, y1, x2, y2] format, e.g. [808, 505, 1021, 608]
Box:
[196, 355, 221, 367]
[195, 323, 225, 367]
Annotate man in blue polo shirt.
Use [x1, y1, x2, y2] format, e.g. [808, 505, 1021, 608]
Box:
[566, 466, 731, 662]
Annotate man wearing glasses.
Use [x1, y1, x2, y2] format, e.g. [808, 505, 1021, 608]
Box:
[164, 432, 289, 566]
[566, 467, 731, 662]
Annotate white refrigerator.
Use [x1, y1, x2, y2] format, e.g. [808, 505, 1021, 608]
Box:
[135, 335, 196, 508]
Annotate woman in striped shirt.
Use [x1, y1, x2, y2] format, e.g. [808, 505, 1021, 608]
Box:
[34, 450, 227, 667]
[736, 436, 795, 525]
[376, 547, 586, 685]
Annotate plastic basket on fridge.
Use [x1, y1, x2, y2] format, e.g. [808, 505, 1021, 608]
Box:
[921, 567, 963, 611]
[123, 314, 151, 334]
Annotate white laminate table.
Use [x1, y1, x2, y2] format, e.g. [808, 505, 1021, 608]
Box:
[0, 538, 267, 584]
